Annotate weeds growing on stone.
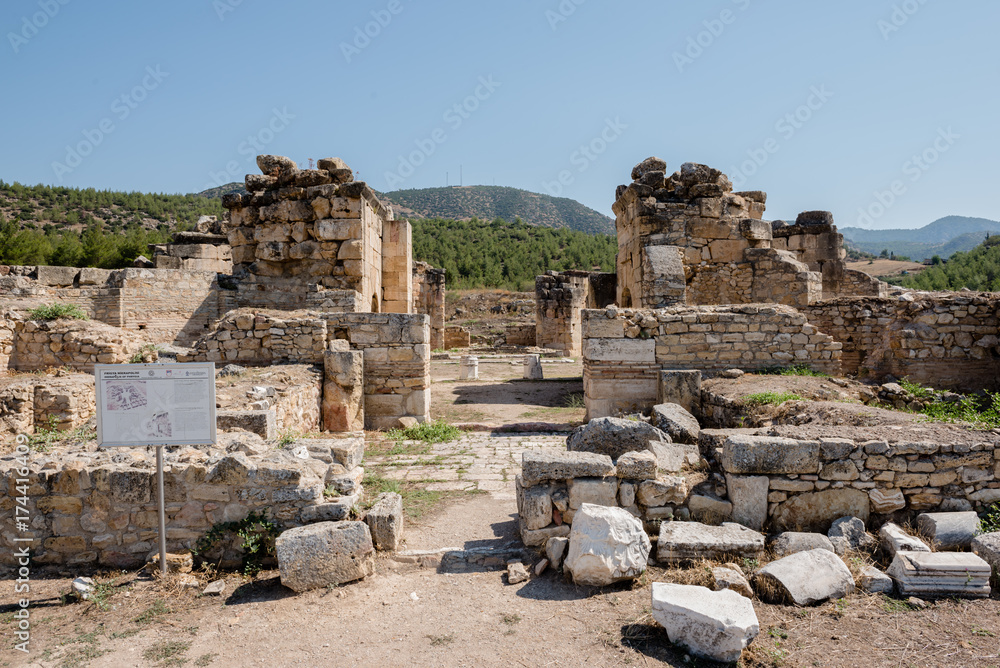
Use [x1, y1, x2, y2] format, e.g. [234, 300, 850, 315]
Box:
[741, 392, 804, 408]
[755, 364, 828, 377]
[28, 302, 89, 321]
[386, 420, 463, 444]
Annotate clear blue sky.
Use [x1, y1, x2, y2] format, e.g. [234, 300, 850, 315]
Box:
[1, 0, 996, 230]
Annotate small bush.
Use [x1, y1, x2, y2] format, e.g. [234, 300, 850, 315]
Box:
[754, 363, 828, 377]
[385, 420, 462, 444]
[28, 303, 89, 320]
[742, 392, 803, 408]
[980, 503, 1000, 534]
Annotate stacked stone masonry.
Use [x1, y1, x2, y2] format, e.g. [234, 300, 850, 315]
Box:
[412, 262, 446, 350]
[180, 309, 430, 430]
[0, 373, 95, 438]
[804, 294, 1000, 392]
[582, 305, 842, 420]
[535, 271, 616, 357]
[0, 437, 366, 568]
[11, 319, 147, 373]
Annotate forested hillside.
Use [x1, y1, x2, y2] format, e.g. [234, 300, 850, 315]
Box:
[0, 180, 224, 268]
[412, 218, 616, 291]
[385, 186, 614, 235]
[889, 236, 1000, 292]
[841, 216, 1000, 261]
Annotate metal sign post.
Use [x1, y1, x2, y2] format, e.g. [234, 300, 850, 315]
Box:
[93, 362, 217, 577]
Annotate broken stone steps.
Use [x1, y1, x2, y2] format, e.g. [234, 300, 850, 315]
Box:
[887, 551, 991, 598]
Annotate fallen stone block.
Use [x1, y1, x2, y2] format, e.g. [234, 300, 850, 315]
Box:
[711, 566, 753, 598]
[568, 477, 618, 510]
[771, 532, 835, 557]
[516, 480, 553, 531]
[651, 403, 701, 445]
[566, 417, 670, 461]
[520, 451, 614, 487]
[657, 370, 702, 414]
[828, 516, 877, 555]
[648, 442, 700, 473]
[755, 548, 855, 606]
[545, 536, 569, 570]
[859, 565, 894, 595]
[521, 524, 570, 548]
[880, 523, 931, 558]
[688, 494, 733, 523]
[216, 410, 276, 441]
[564, 504, 651, 586]
[971, 532, 1000, 575]
[916, 511, 979, 550]
[887, 551, 991, 598]
[869, 488, 906, 513]
[615, 451, 658, 480]
[657, 522, 765, 563]
[507, 561, 529, 584]
[366, 492, 404, 551]
[651, 583, 759, 664]
[275, 521, 375, 592]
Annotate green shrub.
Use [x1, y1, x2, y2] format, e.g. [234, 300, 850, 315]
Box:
[27, 303, 89, 320]
[754, 364, 828, 378]
[742, 392, 804, 408]
[980, 503, 1000, 534]
[385, 420, 463, 444]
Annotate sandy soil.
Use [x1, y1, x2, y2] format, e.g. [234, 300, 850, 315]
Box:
[846, 258, 927, 278]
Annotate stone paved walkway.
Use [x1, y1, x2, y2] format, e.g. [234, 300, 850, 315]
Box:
[365, 432, 568, 501]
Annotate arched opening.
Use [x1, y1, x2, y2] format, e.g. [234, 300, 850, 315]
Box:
[620, 288, 632, 308]
[371, 295, 380, 313]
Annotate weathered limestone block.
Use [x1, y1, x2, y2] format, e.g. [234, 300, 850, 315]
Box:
[726, 474, 769, 531]
[755, 549, 855, 605]
[971, 532, 1000, 573]
[563, 504, 651, 586]
[887, 551, 991, 598]
[657, 370, 702, 413]
[275, 521, 375, 592]
[651, 583, 759, 664]
[869, 488, 906, 514]
[771, 532, 835, 557]
[859, 565, 895, 594]
[711, 565, 754, 598]
[879, 522, 931, 557]
[615, 451, 658, 480]
[518, 482, 554, 530]
[567, 417, 670, 461]
[651, 403, 700, 445]
[771, 488, 869, 533]
[520, 450, 615, 487]
[637, 477, 687, 507]
[721, 436, 819, 475]
[323, 350, 363, 432]
[657, 522, 765, 562]
[217, 410, 276, 440]
[366, 492, 404, 551]
[688, 494, 733, 522]
[546, 536, 569, 570]
[827, 516, 876, 555]
[916, 511, 979, 550]
[568, 477, 618, 510]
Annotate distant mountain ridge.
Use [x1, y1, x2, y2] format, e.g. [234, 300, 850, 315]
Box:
[841, 216, 1000, 261]
[197, 183, 614, 235]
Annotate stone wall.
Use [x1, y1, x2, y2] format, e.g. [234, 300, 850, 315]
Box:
[9, 319, 147, 373]
[505, 324, 536, 347]
[412, 262, 446, 350]
[0, 436, 365, 568]
[803, 294, 1000, 392]
[535, 271, 617, 357]
[181, 309, 431, 429]
[0, 374, 95, 438]
[0, 314, 12, 371]
[444, 326, 470, 349]
[718, 434, 1000, 532]
[582, 305, 843, 419]
[515, 450, 695, 547]
[382, 219, 412, 314]
[612, 160, 866, 310]
[222, 156, 392, 314]
[0, 266, 223, 347]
